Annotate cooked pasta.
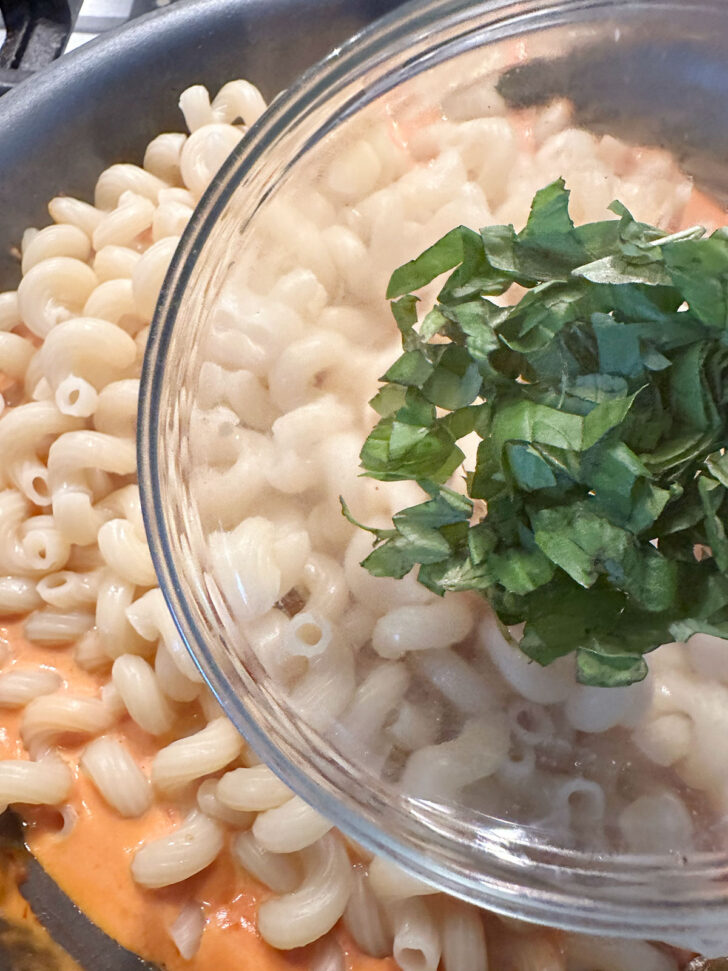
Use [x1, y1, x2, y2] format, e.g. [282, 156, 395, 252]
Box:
[83, 277, 139, 329]
[95, 164, 167, 210]
[131, 235, 179, 321]
[92, 244, 141, 283]
[111, 654, 175, 735]
[309, 936, 346, 971]
[24, 607, 94, 645]
[252, 794, 333, 853]
[92, 193, 155, 251]
[96, 570, 148, 659]
[151, 716, 243, 791]
[0, 290, 21, 330]
[143, 132, 187, 184]
[0, 404, 83, 501]
[401, 715, 509, 800]
[367, 856, 434, 902]
[80, 735, 152, 817]
[0, 753, 72, 811]
[131, 810, 224, 888]
[168, 901, 205, 962]
[39, 317, 137, 397]
[0, 68, 716, 971]
[564, 935, 678, 971]
[20, 693, 113, 755]
[17, 257, 97, 338]
[97, 518, 156, 587]
[0, 576, 42, 616]
[73, 629, 111, 672]
[488, 926, 564, 971]
[372, 599, 474, 660]
[257, 833, 353, 950]
[0, 332, 35, 380]
[618, 791, 693, 854]
[36, 570, 100, 609]
[0, 667, 61, 708]
[211, 79, 267, 126]
[195, 777, 255, 828]
[216, 763, 293, 812]
[439, 900, 488, 971]
[47, 196, 103, 237]
[343, 866, 393, 959]
[337, 660, 409, 747]
[391, 898, 441, 971]
[231, 829, 302, 893]
[154, 641, 200, 703]
[126, 586, 204, 683]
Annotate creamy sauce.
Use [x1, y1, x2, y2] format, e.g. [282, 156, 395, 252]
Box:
[1, 172, 725, 971]
[0, 622, 396, 971]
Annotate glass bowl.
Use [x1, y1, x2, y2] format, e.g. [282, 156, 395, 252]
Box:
[139, 0, 728, 954]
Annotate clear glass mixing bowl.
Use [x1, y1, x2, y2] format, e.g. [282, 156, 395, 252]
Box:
[139, 0, 728, 954]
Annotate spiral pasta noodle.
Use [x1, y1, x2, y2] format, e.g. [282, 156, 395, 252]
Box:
[0, 71, 711, 969]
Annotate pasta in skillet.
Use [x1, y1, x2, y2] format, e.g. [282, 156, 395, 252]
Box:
[0, 69, 711, 970]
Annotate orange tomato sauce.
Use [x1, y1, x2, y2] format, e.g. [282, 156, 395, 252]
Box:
[1, 142, 725, 971]
[681, 185, 728, 232]
[0, 621, 397, 971]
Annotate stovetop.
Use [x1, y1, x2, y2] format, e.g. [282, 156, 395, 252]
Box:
[0, 0, 182, 57]
[68, 0, 181, 51]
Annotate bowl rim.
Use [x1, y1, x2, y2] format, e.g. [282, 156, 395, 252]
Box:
[139, 0, 728, 949]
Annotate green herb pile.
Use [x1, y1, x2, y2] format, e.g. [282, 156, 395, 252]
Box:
[342, 179, 728, 687]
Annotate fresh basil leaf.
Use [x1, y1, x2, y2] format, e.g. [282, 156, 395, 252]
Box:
[468, 522, 498, 565]
[440, 226, 516, 299]
[663, 234, 728, 327]
[488, 547, 555, 595]
[349, 181, 728, 686]
[573, 253, 671, 286]
[361, 538, 420, 579]
[592, 312, 643, 377]
[386, 226, 471, 299]
[391, 294, 420, 349]
[698, 475, 728, 572]
[422, 346, 482, 409]
[576, 648, 648, 686]
[505, 442, 558, 491]
[440, 403, 489, 441]
[392, 490, 472, 532]
[394, 388, 436, 427]
[706, 450, 728, 487]
[516, 178, 590, 277]
[369, 384, 407, 418]
[382, 349, 434, 387]
[339, 497, 396, 541]
[530, 503, 630, 588]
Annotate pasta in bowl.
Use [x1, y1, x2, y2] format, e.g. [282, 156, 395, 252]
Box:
[139, 0, 728, 959]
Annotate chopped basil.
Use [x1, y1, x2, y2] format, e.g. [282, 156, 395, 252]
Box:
[344, 178, 728, 686]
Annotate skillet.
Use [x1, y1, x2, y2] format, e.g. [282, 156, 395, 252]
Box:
[0, 2, 403, 965]
[0, 0, 403, 288]
[3, 0, 728, 967]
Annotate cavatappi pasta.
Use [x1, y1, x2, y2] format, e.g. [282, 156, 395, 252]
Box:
[0, 72, 714, 970]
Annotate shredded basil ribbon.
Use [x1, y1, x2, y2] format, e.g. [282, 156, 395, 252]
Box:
[342, 179, 728, 686]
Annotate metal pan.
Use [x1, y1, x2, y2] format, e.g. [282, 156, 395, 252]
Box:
[0, 0, 402, 288]
[0, 3, 403, 965]
[3, 0, 728, 967]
